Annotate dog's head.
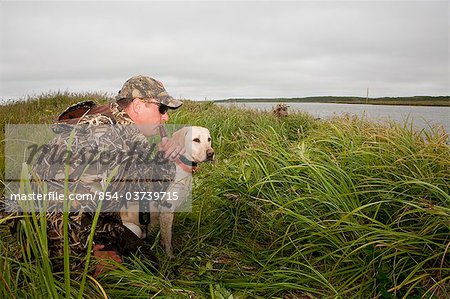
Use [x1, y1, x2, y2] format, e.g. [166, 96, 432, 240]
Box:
[171, 126, 214, 163]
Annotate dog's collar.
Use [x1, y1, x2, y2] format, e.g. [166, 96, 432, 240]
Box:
[176, 155, 198, 173]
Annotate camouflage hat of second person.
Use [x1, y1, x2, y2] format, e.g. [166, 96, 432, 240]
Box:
[116, 75, 183, 109]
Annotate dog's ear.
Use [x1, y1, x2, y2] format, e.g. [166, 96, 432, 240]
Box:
[171, 127, 190, 147]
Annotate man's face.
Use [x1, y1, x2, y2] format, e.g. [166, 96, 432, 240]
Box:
[132, 99, 169, 136]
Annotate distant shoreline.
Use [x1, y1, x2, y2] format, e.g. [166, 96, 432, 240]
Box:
[215, 96, 450, 107]
[1, 94, 449, 107]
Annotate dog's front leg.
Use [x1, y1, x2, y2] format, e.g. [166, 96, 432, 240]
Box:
[159, 212, 175, 259]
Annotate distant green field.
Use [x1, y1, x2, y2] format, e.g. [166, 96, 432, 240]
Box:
[1, 93, 449, 298]
[216, 95, 450, 106]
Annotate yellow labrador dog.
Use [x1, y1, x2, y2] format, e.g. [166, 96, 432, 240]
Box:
[120, 126, 214, 258]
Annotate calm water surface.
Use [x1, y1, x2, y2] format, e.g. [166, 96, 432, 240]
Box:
[217, 102, 450, 132]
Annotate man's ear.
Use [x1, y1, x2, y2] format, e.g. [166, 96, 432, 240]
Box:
[124, 98, 141, 119]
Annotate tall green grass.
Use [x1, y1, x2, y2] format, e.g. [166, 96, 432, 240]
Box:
[1, 94, 449, 298]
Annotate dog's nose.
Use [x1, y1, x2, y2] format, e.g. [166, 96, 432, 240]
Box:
[206, 149, 215, 160]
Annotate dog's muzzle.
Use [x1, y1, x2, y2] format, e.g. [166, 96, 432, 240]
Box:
[206, 149, 215, 161]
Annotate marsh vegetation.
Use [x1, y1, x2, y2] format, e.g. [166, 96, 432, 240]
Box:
[1, 93, 449, 298]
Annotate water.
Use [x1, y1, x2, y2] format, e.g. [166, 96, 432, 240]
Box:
[217, 102, 450, 132]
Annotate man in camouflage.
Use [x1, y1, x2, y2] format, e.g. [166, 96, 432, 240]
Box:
[30, 75, 184, 272]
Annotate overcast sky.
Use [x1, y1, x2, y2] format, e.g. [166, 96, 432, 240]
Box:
[0, 1, 448, 101]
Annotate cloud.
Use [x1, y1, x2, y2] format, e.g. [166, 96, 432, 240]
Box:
[0, 1, 448, 100]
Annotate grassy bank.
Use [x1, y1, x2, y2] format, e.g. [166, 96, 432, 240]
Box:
[1, 93, 449, 298]
[216, 96, 450, 107]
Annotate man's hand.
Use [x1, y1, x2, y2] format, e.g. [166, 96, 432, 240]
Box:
[159, 137, 185, 161]
[93, 244, 122, 277]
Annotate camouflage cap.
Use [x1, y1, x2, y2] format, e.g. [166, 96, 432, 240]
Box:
[115, 75, 183, 109]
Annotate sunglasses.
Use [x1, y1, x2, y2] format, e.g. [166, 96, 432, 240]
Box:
[142, 99, 169, 115]
[155, 103, 169, 115]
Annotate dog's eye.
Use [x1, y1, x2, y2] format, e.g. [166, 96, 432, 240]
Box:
[193, 138, 200, 143]
[208, 137, 211, 142]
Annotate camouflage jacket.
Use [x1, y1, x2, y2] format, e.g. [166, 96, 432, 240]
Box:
[33, 101, 174, 212]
